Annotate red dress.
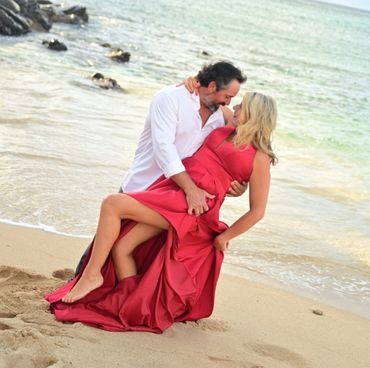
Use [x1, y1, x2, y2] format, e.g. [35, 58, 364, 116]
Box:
[45, 126, 257, 333]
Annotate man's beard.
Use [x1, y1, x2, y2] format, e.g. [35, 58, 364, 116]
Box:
[207, 101, 225, 112]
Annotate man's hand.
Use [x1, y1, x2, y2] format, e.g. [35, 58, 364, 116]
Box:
[226, 180, 248, 197]
[171, 172, 215, 216]
[214, 233, 229, 251]
[185, 185, 215, 216]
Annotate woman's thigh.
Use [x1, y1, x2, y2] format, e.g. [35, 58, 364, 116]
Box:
[106, 193, 169, 230]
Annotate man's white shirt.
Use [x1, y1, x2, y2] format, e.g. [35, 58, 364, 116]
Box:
[121, 85, 225, 192]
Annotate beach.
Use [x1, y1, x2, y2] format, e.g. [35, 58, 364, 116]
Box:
[1, 0, 369, 318]
[1, 0, 370, 365]
[1, 222, 370, 368]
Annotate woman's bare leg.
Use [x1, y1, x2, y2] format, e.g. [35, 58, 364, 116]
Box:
[111, 223, 163, 280]
[62, 194, 169, 303]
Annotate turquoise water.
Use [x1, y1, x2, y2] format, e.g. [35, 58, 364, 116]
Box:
[1, 0, 369, 318]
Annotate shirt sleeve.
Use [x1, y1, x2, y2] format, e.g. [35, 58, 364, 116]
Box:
[149, 91, 186, 178]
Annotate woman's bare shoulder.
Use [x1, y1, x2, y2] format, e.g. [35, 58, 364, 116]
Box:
[254, 151, 271, 168]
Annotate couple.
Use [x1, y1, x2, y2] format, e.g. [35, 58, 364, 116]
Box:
[45, 61, 278, 333]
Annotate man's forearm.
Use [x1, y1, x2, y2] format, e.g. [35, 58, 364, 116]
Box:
[170, 171, 198, 194]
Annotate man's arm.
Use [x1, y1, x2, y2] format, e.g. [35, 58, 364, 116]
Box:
[150, 91, 214, 215]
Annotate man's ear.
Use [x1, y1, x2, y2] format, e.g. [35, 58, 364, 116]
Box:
[207, 81, 217, 93]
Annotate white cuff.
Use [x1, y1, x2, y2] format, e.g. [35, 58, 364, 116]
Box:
[164, 160, 186, 178]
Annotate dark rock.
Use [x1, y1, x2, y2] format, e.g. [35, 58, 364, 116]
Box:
[109, 48, 130, 63]
[32, 8, 51, 29]
[1, 0, 89, 35]
[9, 0, 51, 32]
[200, 50, 211, 56]
[100, 42, 111, 48]
[42, 3, 88, 25]
[63, 5, 88, 22]
[90, 72, 122, 90]
[91, 72, 105, 79]
[42, 38, 67, 51]
[0, 0, 20, 13]
[51, 12, 81, 24]
[0, 5, 31, 35]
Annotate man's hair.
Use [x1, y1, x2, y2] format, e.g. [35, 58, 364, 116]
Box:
[196, 61, 247, 91]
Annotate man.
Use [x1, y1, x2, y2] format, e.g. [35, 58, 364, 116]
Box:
[75, 61, 246, 276]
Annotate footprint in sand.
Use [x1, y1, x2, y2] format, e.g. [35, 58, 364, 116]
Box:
[0, 266, 96, 367]
[188, 318, 229, 332]
[248, 342, 310, 368]
[52, 268, 75, 281]
[0, 312, 17, 318]
[207, 355, 257, 368]
[0, 321, 12, 330]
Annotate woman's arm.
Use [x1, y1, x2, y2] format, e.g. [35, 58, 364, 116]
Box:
[220, 106, 234, 126]
[214, 151, 271, 251]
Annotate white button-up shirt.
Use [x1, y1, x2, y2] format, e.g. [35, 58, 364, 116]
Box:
[121, 85, 225, 192]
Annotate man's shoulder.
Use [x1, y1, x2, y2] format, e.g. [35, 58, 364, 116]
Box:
[155, 85, 193, 103]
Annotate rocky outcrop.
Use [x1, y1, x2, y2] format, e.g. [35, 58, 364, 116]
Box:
[0, 0, 88, 36]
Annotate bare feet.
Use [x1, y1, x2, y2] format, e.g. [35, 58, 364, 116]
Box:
[62, 271, 103, 303]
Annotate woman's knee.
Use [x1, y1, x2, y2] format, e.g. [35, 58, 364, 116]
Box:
[101, 194, 119, 212]
[101, 193, 130, 216]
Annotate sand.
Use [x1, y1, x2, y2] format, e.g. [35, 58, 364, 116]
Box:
[1, 222, 369, 368]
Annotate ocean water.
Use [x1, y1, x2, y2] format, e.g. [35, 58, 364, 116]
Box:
[1, 0, 369, 318]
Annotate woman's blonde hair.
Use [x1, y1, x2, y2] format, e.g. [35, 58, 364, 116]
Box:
[233, 92, 278, 165]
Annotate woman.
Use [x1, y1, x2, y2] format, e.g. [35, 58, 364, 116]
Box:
[45, 91, 278, 333]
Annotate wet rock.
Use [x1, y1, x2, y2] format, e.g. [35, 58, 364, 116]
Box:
[312, 309, 324, 316]
[0, 0, 20, 13]
[109, 48, 130, 63]
[0, 4, 31, 35]
[1, 0, 88, 35]
[90, 72, 122, 90]
[15, 0, 52, 30]
[63, 5, 88, 22]
[200, 49, 211, 56]
[42, 3, 88, 25]
[42, 38, 67, 51]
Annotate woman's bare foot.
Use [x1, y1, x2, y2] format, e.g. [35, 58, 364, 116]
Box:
[62, 271, 103, 303]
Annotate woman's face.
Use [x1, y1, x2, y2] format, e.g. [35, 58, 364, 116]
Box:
[232, 103, 242, 126]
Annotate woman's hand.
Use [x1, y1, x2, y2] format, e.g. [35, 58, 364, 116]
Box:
[177, 76, 200, 95]
[226, 180, 248, 197]
[214, 234, 230, 251]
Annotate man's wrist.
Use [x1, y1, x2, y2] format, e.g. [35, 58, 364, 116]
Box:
[184, 181, 198, 194]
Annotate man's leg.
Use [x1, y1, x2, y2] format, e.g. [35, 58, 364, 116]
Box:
[74, 186, 124, 277]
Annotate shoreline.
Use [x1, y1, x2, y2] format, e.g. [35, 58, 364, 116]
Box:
[1, 222, 370, 367]
[1, 220, 369, 322]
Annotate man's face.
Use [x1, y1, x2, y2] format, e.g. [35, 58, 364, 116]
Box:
[202, 79, 240, 111]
